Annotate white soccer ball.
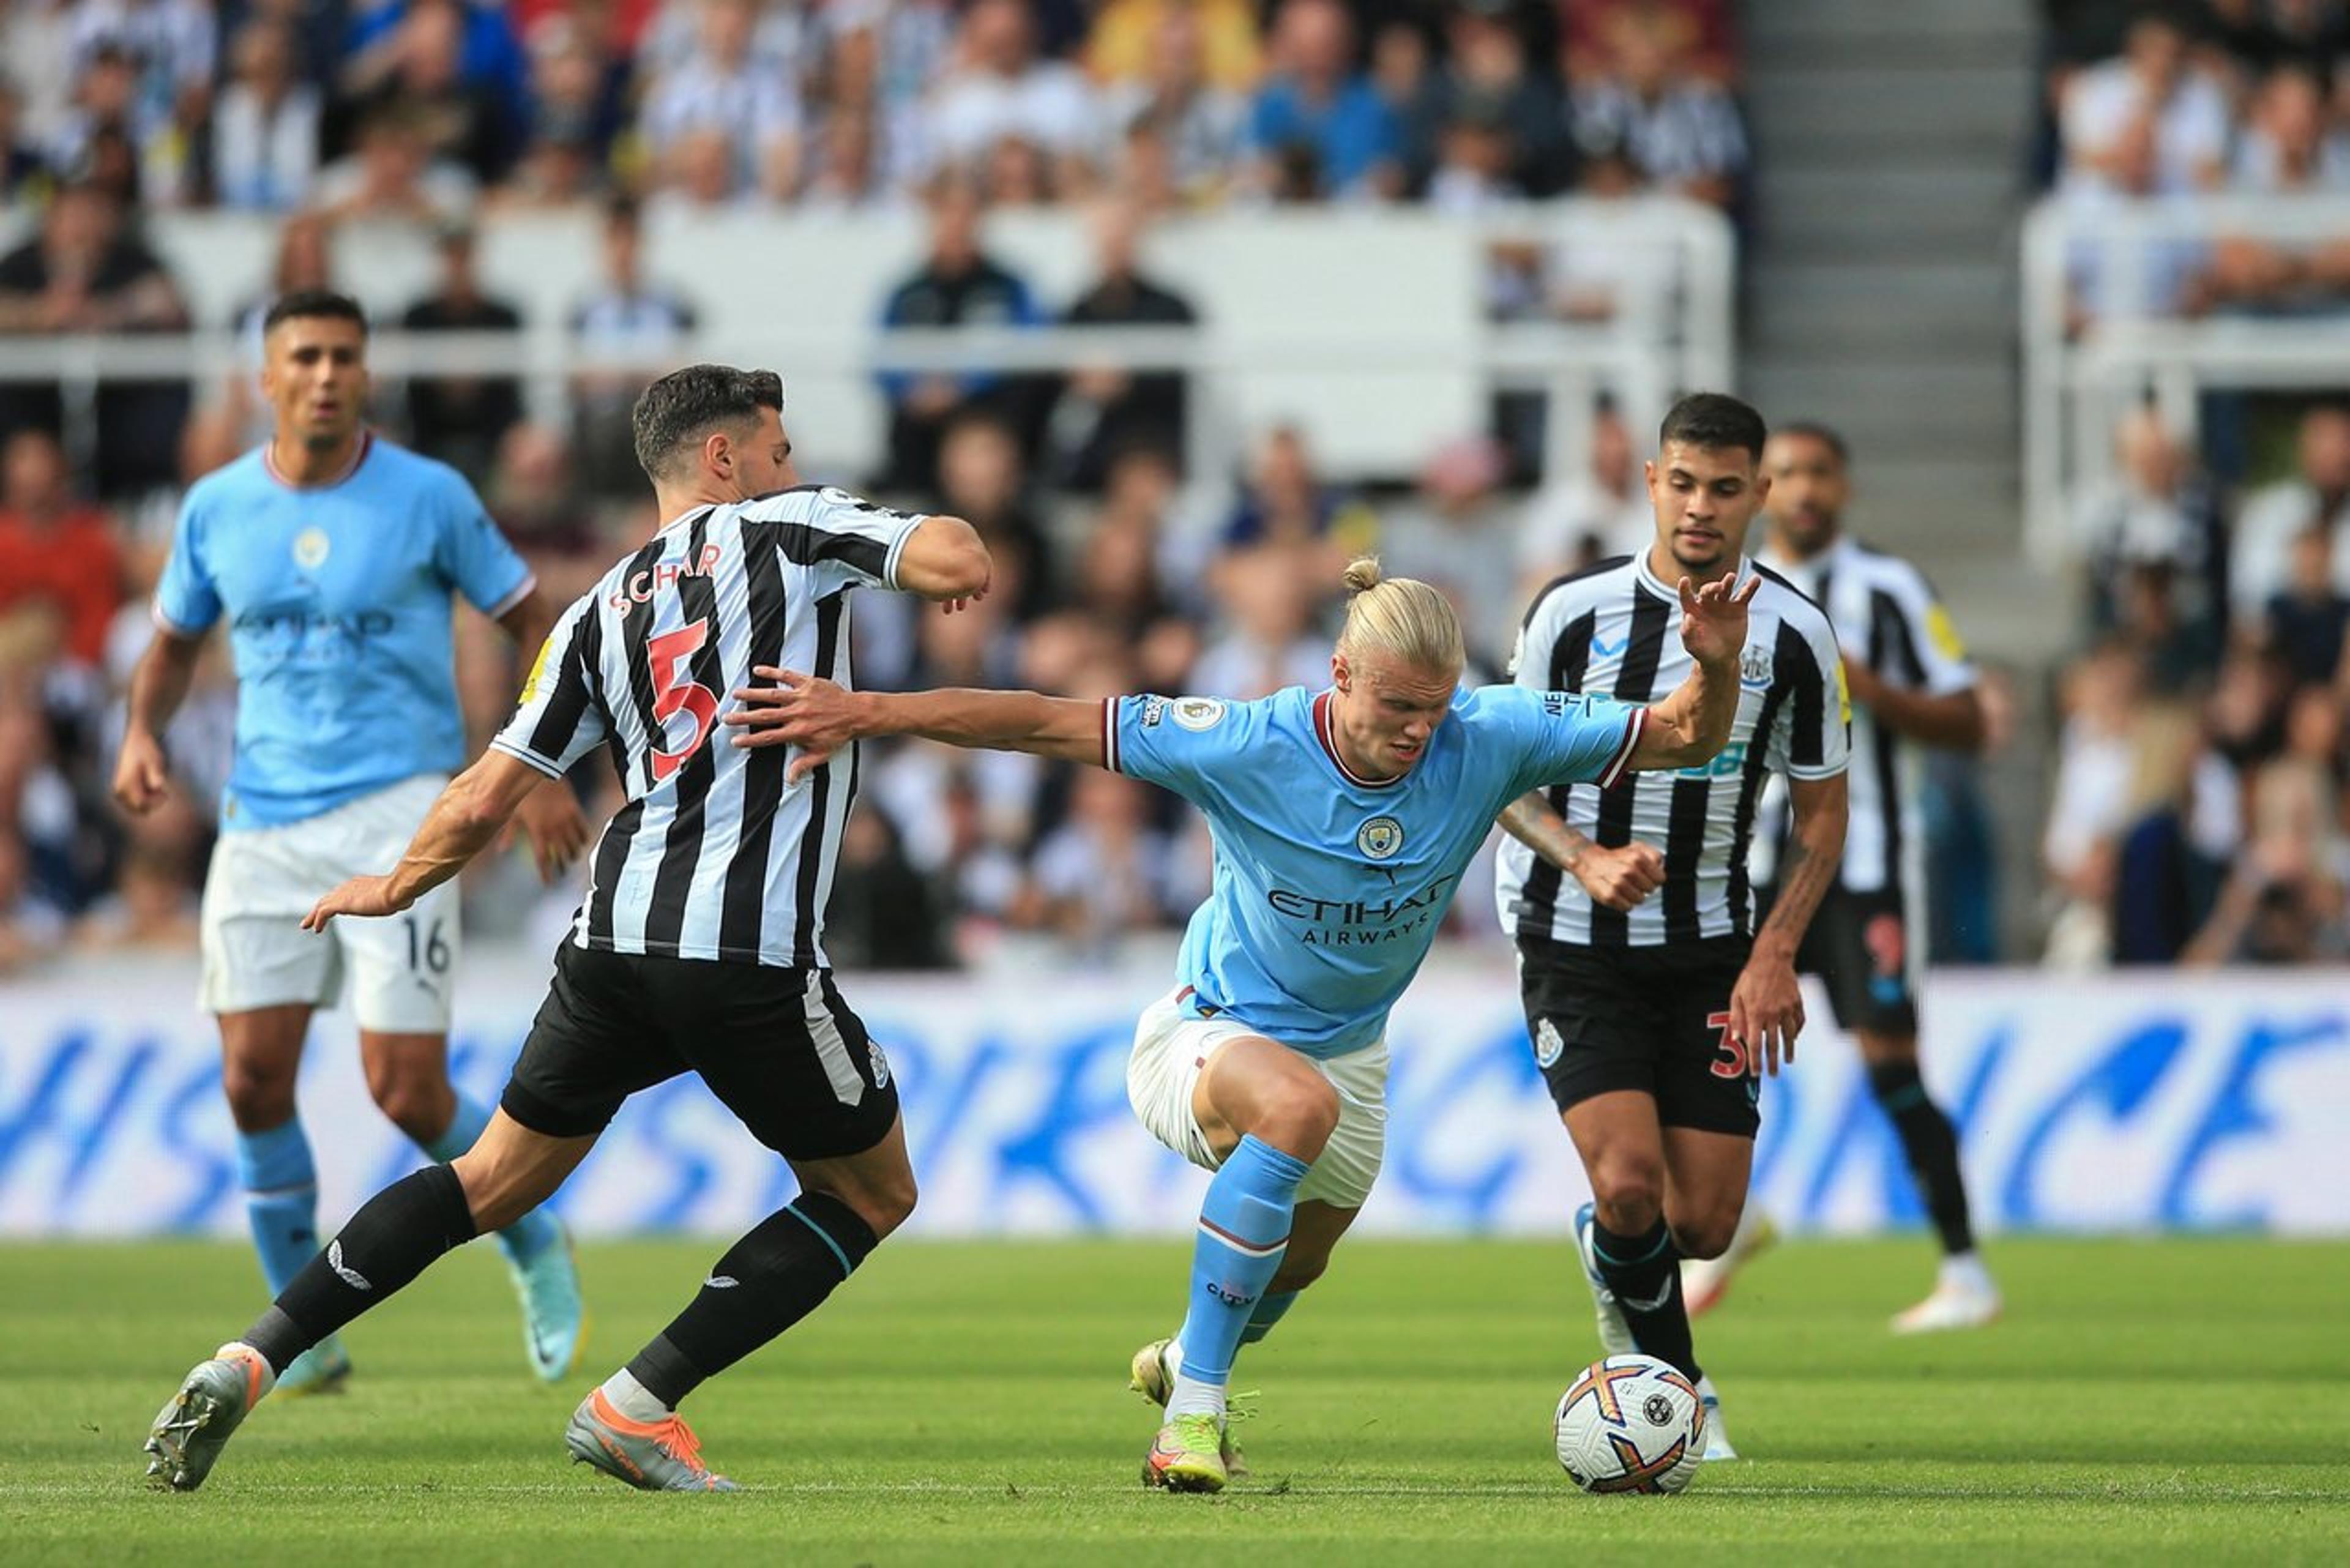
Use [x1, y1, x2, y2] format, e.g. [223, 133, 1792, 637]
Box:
[1553, 1353, 1705, 1495]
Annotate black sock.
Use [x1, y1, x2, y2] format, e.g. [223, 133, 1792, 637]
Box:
[1870, 1059, 1975, 1256]
[626, 1192, 881, 1409]
[1589, 1216, 1701, 1383]
[241, 1164, 477, 1375]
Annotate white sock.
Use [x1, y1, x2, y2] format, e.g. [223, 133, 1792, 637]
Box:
[600, 1367, 671, 1424]
[1938, 1251, 1994, 1294]
[1165, 1371, 1227, 1423]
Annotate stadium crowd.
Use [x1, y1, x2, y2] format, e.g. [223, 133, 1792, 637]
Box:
[2039, 2, 2350, 968]
[7, 0, 2350, 978]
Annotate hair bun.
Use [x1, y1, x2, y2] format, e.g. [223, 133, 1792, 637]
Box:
[1341, 554, 1384, 594]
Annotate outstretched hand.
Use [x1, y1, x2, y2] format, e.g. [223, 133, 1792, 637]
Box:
[722, 666, 862, 782]
[1676, 573, 1759, 671]
[301, 875, 408, 933]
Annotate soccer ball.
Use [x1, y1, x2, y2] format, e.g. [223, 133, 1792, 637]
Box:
[1553, 1353, 1705, 1495]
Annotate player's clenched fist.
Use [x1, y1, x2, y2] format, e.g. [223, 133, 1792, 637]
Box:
[112, 729, 172, 815]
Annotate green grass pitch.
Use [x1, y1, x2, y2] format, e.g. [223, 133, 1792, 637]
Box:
[2, 1236, 2346, 1564]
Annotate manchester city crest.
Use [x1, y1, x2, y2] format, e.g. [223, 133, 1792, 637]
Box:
[293, 527, 330, 570]
[1356, 815, 1404, 859]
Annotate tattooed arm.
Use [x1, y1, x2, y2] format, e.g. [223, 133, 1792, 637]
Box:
[1499, 793, 1664, 913]
[1725, 772, 1848, 1077]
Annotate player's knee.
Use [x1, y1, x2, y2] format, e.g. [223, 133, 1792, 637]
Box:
[367, 1070, 454, 1144]
[1254, 1078, 1340, 1163]
[220, 1060, 297, 1129]
[1587, 1157, 1665, 1229]
[856, 1170, 919, 1239]
[1671, 1206, 1740, 1262]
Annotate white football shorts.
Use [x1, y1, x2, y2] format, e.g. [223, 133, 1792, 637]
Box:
[199, 773, 460, 1033]
[1126, 987, 1389, 1210]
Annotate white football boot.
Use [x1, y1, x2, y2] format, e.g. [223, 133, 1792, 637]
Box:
[1892, 1255, 2002, 1334]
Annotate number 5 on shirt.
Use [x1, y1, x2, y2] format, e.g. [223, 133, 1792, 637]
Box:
[649, 618, 717, 782]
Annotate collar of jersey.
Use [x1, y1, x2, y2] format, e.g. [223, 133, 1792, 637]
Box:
[263, 430, 372, 491]
[1633, 549, 1758, 603]
[1312, 689, 1407, 791]
[653, 501, 718, 539]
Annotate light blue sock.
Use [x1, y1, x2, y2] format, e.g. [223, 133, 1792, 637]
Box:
[237, 1119, 321, 1296]
[1239, 1288, 1300, 1347]
[1175, 1135, 1310, 1387]
[422, 1091, 558, 1266]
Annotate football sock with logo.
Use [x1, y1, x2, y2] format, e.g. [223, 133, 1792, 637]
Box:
[420, 1090, 561, 1266]
[239, 1164, 478, 1375]
[1167, 1135, 1310, 1421]
[1868, 1059, 1976, 1256]
[236, 1119, 321, 1296]
[622, 1193, 881, 1410]
[1590, 1215, 1701, 1383]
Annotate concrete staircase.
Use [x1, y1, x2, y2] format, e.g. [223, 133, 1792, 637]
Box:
[1738, 0, 2062, 660]
[1737, 1, 2061, 960]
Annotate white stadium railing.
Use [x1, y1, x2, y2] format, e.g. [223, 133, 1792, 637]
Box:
[2021, 194, 2350, 566]
[0, 200, 1734, 493]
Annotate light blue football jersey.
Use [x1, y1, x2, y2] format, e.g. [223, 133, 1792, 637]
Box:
[1108, 683, 1644, 1058]
[152, 434, 535, 830]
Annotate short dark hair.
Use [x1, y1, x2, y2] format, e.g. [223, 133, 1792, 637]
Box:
[262, 289, 367, 338]
[632, 364, 784, 481]
[1658, 392, 1767, 462]
[1773, 420, 1849, 466]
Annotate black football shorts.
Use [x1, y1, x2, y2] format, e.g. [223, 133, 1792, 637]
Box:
[1515, 933, 1759, 1138]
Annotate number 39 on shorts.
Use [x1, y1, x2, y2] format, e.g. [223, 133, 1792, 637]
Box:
[1707, 1010, 1750, 1080]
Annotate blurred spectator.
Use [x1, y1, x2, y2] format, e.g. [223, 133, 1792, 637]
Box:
[2199, 0, 2350, 84]
[2229, 405, 2350, 619]
[2, 1, 80, 155]
[1086, 0, 1262, 92]
[2187, 682, 2349, 963]
[1096, 4, 1250, 206]
[876, 177, 1040, 492]
[0, 430, 124, 670]
[1050, 200, 1196, 491]
[47, 42, 163, 204]
[400, 223, 525, 483]
[823, 804, 954, 968]
[2061, 109, 2208, 324]
[71, 808, 200, 952]
[933, 412, 1057, 622]
[1221, 423, 1378, 560]
[488, 124, 608, 211]
[635, 0, 805, 82]
[2109, 558, 2223, 695]
[638, 0, 802, 203]
[487, 423, 608, 602]
[311, 103, 479, 224]
[819, 0, 957, 198]
[1567, 3, 1747, 209]
[2261, 526, 2350, 689]
[1515, 400, 1654, 599]
[920, 0, 1099, 193]
[2073, 406, 2225, 633]
[0, 181, 192, 497]
[2041, 640, 2141, 965]
[2198, 64, 2350, 311]
[2107, 701, 2233, 963]
[518, 9, 632, 166]
[0, 824, 67, 973]
[343, 0, 528, 138]
[1564, 0, 1738, 88]
[1056, 446, 1199, 689]
[1374, 433, 1519, 670]
[0, 83, 51, 203]
[343, 0, 520, 185]
[569, 196, 696, 495]
[2059, 7, 2229, 196]
[1438, 2, 1567, 197]
[1427, 100, 1527, 214]
[1371, 20, 1445, 196]
[1018, 766, 1187, 957]
[1193, 539, 1330, 698]
[1244, 0, 1403, 203]
[203, 18, 323, 211]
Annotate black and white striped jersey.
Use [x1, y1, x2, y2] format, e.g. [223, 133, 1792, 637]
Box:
[1494, 552, 1849, 948]
[491, 485, 929, 968]
[1751, 535, 1975, 901]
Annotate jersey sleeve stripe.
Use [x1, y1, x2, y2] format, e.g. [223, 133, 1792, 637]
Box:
[149, 598, 211, 638]
[487, 736, 569, 778]
[881, 513, 928, 589]
[1102, 698, 1122, 774]
[1594, 706, 1646, 790]
[483, 570, 539, 623]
